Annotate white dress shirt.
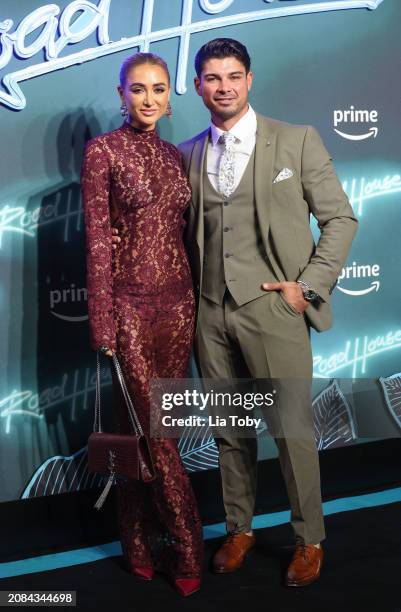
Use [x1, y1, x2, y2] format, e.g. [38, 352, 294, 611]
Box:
[207, 105, 257, 193]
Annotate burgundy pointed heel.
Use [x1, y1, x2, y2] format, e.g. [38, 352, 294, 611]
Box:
[174, 577, 201, 596]
[131, 566, 154, 581]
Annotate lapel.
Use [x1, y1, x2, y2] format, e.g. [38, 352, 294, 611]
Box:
[254, 113, 276, 254]
[188, 129, 209, 256]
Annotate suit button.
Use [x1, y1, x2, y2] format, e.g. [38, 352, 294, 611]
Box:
[224, 252, 231, 258]
[223, 226, 230, 232]
[223, 201, 229, 206]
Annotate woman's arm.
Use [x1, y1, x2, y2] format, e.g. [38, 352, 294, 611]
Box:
[81, 140, 116, 352]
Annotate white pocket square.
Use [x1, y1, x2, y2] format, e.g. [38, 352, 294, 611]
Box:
[273, 168, 293, 184]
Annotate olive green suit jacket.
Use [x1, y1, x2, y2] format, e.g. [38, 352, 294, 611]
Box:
[178, 113, 358, 332]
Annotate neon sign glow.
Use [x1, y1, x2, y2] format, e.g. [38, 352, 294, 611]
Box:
[342, 173, 401, 216]
[0, 0, 384, 111]
[0, 196, 83, 247]
[313, 329, 401, 378]
[0, 366, 111, 434]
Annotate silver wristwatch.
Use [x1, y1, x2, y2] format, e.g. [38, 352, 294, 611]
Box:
[297, 280, 319, 303]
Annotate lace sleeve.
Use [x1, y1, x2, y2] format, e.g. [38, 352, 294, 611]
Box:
[81, 140, 116, 351]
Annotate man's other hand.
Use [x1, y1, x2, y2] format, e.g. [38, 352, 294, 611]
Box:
[262, 281, 309, 314]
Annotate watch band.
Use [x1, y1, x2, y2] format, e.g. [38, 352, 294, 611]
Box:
[297, 280, 319, 302]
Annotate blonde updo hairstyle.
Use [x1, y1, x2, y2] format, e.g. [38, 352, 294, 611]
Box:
[119, 52, 171, 87]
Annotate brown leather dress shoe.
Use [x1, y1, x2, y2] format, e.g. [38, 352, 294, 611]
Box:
[212, 533, 256, 573]
[285, 542, 324, 587]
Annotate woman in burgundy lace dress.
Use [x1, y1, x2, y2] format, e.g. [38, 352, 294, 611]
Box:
[81, 53, 203, 596]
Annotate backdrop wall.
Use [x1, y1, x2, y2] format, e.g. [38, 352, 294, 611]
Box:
[1, 0, 400, 504]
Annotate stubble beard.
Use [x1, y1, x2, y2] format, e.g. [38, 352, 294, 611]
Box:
[211, 99, 248, 123]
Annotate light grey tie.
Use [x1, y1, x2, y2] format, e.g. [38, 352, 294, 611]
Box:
[218, 132, 236, 198]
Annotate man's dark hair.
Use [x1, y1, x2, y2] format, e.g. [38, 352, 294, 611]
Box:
[194, 38, 251, 77]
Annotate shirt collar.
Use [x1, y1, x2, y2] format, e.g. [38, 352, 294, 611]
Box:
[210, 104, 257, 147]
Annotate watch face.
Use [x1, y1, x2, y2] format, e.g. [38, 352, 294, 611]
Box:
[305, 290, 318, 301]
[297, 282, 317, 301]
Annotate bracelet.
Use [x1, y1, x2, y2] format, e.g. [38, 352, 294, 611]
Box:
[297, 279, 312, 291]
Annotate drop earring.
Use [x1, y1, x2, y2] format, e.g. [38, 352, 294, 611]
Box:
[166, 101, 173, 118]
[120, 103, 128, 118]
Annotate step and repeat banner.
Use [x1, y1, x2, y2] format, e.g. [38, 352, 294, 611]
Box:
[0, 0, 400, 503]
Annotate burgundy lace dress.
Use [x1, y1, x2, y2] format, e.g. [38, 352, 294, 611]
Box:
[81, 122, 203, 578]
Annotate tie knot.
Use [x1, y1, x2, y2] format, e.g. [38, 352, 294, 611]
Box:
[219, 132, 236, 147]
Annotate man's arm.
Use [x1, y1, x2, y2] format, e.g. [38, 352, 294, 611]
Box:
[297, 126, 358, 302]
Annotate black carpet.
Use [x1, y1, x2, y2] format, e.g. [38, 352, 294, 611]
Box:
[1, 502, 400, 612]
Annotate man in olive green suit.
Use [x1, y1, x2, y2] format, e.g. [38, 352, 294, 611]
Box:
[178, 39, 358, 587]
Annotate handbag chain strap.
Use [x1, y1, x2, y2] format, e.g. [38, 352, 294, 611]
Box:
[94, 351, 102, 432]
[93, 351, 144, 437]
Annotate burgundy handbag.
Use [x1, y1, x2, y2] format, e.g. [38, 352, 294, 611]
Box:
[88, 351, 156, 510]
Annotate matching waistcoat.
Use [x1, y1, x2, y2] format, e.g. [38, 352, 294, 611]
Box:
[202, 148, 277, 306]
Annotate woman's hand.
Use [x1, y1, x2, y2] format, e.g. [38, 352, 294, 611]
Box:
[99, 346, 115, 357]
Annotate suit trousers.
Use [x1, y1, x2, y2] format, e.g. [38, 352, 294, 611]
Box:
[195, 289, 326, 545]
